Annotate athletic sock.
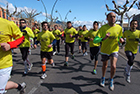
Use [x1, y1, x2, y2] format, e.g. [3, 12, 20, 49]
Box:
[24, 60, 28, 69]
[42, 64, 46, 72]
[16, 84, 22, 91]
[126, 63, 133, 76]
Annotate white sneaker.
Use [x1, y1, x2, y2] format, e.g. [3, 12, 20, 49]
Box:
[24, 68, 28, 75]
[45, 59, 48, 63]
[19, 82, 26, 94]
[52, 63, 55, 67]
[28, 63, 33, 71]
[100, 77, 105, 87]
[109, 79, 114, 91]
[53, 52, 56, 55]
[126, 75, 131, 83]
[41, 73, 47, 79]
[83, 53, 85, 56]
[124, 69, 131, 83]
[85, 52, 88, 55]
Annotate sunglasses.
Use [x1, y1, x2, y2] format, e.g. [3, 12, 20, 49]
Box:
[20, 22, 26, 24]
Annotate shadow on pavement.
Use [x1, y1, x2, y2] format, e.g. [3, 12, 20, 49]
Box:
[41, 82, 108, 94]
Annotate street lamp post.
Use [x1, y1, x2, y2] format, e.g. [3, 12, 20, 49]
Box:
[37, 0, 48, 21]
[50, 0, 59, 27]
[55, 10, 72, 29]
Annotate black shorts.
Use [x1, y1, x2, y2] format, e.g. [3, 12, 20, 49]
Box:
[79, 39, 81, 46]
[90, 47, 100, 61]
[20, 47, 29, 61]
[40, 51, 53, 60]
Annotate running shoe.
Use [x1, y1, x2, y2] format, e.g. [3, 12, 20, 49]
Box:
[64, 62, 68, 66]
[92, 69, 97, 74]
[24, 68, 28, 75]
[100, 77, 105, 87]
[52, 63, 55, 67]
[124, 68, 131, 83]
[109, 78, 114, 91]
[28, 63, 33, 71]
[85, 52, 88, 55]
[41, 73, 47, 79]
[72, 55, 75, 59]
[19, 82, 26, 94]
[53, 51, 56, 55]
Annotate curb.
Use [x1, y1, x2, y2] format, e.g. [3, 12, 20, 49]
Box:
[118, 51, 140, 70]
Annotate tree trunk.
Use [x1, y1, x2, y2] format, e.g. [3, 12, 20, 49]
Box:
[120, 15, 124, 27]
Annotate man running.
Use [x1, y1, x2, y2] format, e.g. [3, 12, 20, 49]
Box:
[0, 18, 26, 94]
[33, 26, 40, 45]
[123, 20, 140, 83]
[93, 12, 124, 90]
[85, 21, 100, 74]
[64, 21, 78, 66]
[34, 22, 56, 79]
[78, 26, 83, 53]
[19, 19, 34, 75]
[79, 25, 88, 56]
[52, 25, 62, 55]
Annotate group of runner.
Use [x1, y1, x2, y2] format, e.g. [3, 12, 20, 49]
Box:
[0, 12, 140, 93]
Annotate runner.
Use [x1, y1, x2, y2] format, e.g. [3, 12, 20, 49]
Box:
[79, 25, 88, 56]
[19, 19, 34, 75]
[78, 26, 83, 53]
[64, 21, 78, 66]
[0, 18, 26, 94]
[52, 25, 62, 55]
[85, 21, 100, 74]
[123, 20, 140, 83]
[33, 26, 40, 45]
[93, 12, 124, 91]
[34, 21, 56, 79]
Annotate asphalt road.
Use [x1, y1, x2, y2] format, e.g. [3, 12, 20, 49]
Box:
[7, 43, 140, 94]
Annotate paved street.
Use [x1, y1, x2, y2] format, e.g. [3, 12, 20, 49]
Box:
[7, 43, 140, 94]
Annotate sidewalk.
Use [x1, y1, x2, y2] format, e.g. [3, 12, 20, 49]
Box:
[119, 46, 140, 69]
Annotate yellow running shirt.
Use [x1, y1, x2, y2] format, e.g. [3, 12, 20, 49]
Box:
[85, 29, 100, 47]
[123, 30, 140, 54]
[37, 30, 55, 52]
[19, 27, 34, 48]
[96, 24, 123, 55]
[64, 27, 78, 43]
[52, 29, 61, 40]
[79, 30, 88, 42]
[33, 29, 40, 37]
[0, 18, 23, 69]
[78, 30, 82, 40]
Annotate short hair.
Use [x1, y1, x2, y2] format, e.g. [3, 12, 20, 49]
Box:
[41, 21, 50, 28]
[19, 19, 26, 23]
[130, 20, 138, 25]
[54, 25, 58, 27]
[67, 21, 71, 24]
[93, 21, 99, 26]
[83, 25, 86, 27]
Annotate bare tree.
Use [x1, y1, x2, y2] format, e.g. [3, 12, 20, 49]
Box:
[136, 1, 140, 9]
[106, 0, 137, 27]
[125, 13, 135, 30]
[6, 3, 17, 20]
[23, 9, 42, 28]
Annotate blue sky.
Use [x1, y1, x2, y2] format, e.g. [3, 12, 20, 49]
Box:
[0, 0, 140, 29]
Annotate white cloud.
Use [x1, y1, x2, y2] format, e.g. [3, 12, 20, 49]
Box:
[126, 7, 140, 16]
[0, 0, 8, 4]
[73, 21, 93, 29]
[116, 0, 126, 5]
[42, 12, 51, 17]
[0, 1, 41, 14]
